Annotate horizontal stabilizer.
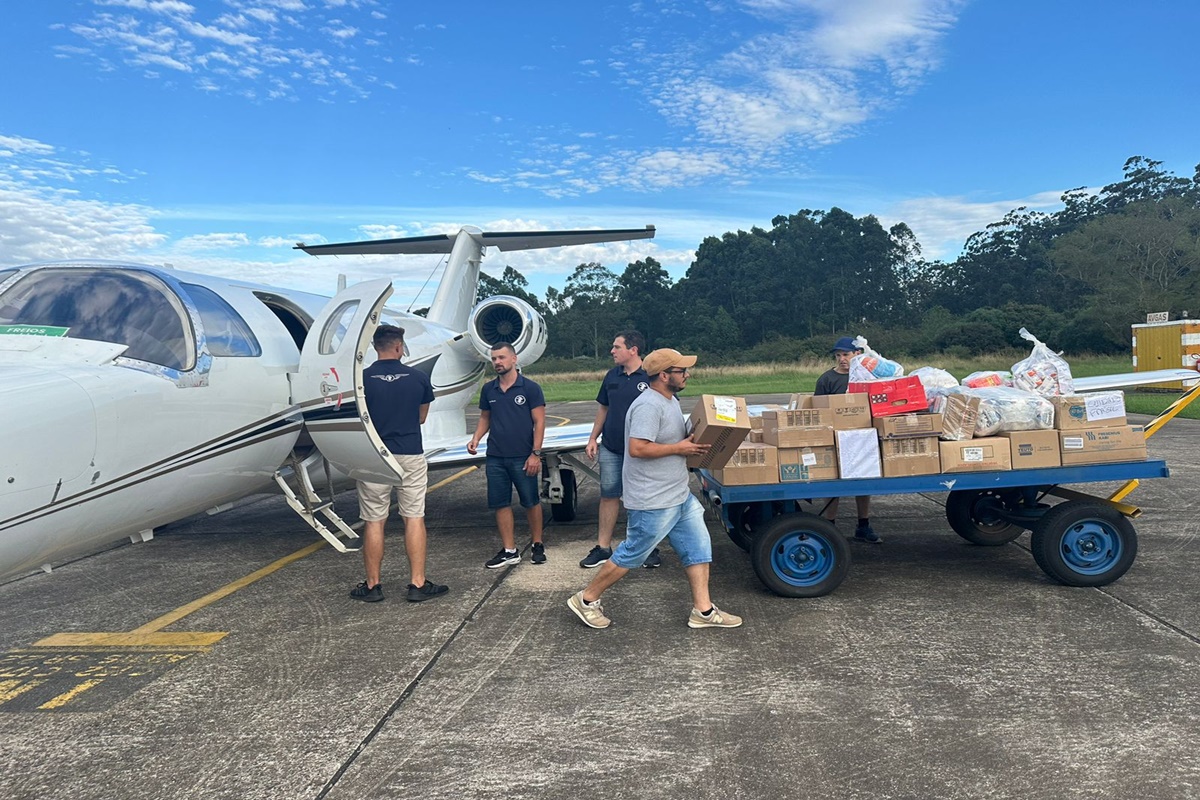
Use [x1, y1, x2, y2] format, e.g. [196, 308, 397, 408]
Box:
[295, 226, 655, 257]
[1074, 369, 1200, 392]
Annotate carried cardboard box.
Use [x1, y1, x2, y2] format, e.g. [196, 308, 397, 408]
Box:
[712, 443, 780, 485]
[1059, 425, 1148, 465]
[686, 395, 752, 469]
[761, 409, 835, 448]
[778, 446, 839, 482]
[875, 412, 943, 439]
[880, 436, 941, 477]
[1001, 430, 1061, 469]
[791, 392, 873, 429]
[939, 436, 1013, 473]
[849, 376, 929, 417]
[1052, 393, 1127, 431]
[836, 428, 882, 479]
[939, 394, 981, 441]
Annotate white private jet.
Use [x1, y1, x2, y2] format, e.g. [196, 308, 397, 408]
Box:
[0, 225, 655, 583]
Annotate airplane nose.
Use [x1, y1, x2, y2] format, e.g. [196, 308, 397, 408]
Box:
[0, 366, 98, 499]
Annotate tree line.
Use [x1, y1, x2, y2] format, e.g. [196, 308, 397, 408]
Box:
[477, 156, 1200, 364]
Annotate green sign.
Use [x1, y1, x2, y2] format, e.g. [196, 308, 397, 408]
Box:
[0, 324, 70, 337]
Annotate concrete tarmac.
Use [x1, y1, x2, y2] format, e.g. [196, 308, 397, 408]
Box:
[2, 398, 1199, 800]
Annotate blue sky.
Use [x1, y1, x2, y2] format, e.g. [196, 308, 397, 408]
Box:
[2, 0, 1198, 303]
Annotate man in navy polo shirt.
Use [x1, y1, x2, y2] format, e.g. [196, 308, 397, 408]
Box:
[467, 341, 547, 568]
[581, 330, 657, 569]
[351, 324, 448, 603]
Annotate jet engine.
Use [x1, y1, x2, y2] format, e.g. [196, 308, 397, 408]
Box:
[465, 295, 547, 365]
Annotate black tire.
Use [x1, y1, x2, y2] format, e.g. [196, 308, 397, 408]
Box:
[726, 503, 760, 552]
[945, 489, 1024, 546]
[550, 468, 577, 523]
[751, 513, 851, 598]
[1029, 501, 1137, 587]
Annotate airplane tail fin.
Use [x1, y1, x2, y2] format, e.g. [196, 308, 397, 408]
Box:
[296, 226, 655, 331]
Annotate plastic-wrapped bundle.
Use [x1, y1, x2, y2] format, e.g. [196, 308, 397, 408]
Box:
[1011, 327, 1074, 396]
[967, 387, 1055, 435]
[926, 385, 966, 414]
[910, 366, 959, 393]
[848, 335, 905, 382]
[961, 370, 1013, 389]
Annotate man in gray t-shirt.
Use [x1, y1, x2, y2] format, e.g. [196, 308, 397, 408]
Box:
[567, 348, 744, 631]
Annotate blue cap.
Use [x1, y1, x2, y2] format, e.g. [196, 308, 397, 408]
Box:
[831, 336, 858, 353]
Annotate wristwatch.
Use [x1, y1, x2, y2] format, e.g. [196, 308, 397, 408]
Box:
[532, 450, 543, 457]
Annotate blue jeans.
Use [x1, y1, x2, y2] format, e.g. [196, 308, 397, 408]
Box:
[598, 446, 623, 499]
[485, 456, 540, 509]
[611, 495, 711, 569]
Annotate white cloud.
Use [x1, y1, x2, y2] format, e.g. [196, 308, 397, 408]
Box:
[175, 232, 252, 250]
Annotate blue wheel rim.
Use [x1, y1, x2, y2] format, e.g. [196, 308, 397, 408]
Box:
[770, 530, 837, 587]
[1059, 519, 1123, 575]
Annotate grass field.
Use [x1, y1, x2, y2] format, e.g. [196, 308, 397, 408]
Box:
[526, 355, 1200, 420]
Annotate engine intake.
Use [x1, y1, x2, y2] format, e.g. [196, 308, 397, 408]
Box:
[466, 296, 547, 364]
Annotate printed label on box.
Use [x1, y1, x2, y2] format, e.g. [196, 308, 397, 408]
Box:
[801, 452, 816, 466]
[1063, 436, 1084, 450]
[713, 396, 738, 423]
[963, 446, 984, 462]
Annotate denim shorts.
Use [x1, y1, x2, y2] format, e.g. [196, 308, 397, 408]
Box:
[611, 495, 711, 569]
[485, 456, 541, 509]
[598, 446, 623, 499]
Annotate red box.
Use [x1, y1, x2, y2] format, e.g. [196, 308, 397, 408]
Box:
[849, 376, 930, 418]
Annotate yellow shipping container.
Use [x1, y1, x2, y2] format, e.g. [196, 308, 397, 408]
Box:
[1132, 319, 1200, 391]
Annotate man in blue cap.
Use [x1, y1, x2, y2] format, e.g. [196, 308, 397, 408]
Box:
[815, 336, 881, 543]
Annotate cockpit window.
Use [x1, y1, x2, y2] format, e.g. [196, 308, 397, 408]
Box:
[0, 268, 193, 370]
[0, 269, 16, 286]
[182, 283, 261, 357]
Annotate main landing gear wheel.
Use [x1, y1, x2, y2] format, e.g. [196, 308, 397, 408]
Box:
[945, 489, 1025, 546]
[550, 468, 577, 523]
[751, 513, 851, 598]
[1029, 501, 1137, 587]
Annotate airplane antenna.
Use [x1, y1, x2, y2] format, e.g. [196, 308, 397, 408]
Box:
[406, 253, 449, 314]
[337, 274, 347, 292]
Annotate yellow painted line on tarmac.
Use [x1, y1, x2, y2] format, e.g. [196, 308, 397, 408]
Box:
[38, 679, 104, 710]
[429, 465, 476, 490]
[0, 678, 44, 703]
[33, 632, 229, 647]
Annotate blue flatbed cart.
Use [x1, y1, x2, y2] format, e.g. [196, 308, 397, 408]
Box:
[696, 459, 1171, 598]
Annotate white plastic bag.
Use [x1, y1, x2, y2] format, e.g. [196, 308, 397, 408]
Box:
[910, 366, 959, 392]
[1011, 327, 1074, 396]
[967, 387, 1055, 436]
[848, 335, 904, 382]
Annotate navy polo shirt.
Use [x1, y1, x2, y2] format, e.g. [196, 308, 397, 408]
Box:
[363, 359, 435, 455]
[478, 373, 546, 458]
[596, 364, 649, 455]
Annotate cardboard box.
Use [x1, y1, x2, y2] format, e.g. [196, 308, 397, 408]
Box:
[849, 375, 930, 417]
[1053, 393, 1128, 430]
[749, 404, 786, 431]
[712, 443, 780, 485]
[778, 446, 838, 482]
[748, 429, 764, 444]
[939, 394, 981, 441]
[875, 412, 944, 439]
[1000, 430, 1061, 469]
[880, 436, 941, 477]
[761, 408, 835, 448]
[836, 428, 881, 479]
[687, 395, 752, 470]
[808, 393, 873, 429]
[1059, 425, 1148, 465]
[939, 437, 1012, 473]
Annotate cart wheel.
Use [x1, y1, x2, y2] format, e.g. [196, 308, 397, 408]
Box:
[727, 503, 760, 552]
[751, 513, 851, 598]
[945, 489, 1024, 546]
[1029, 501, 1137, 587]
[550, 469, 577, 523]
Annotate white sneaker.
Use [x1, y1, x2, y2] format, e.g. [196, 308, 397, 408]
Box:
[688, 604, 743, 629]
[567, 591, 612, 629]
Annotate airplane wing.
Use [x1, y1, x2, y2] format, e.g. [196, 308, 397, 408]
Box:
[295, 226, 655, 257]
[425, 423, 592, 467]
[1073, 369, 1199, 392]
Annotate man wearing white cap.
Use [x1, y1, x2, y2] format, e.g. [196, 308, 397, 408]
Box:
[567, 348, 744, 630]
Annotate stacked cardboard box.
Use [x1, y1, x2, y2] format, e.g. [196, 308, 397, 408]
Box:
[778, 445, 838, 482]
[939, 394, 981, 441]
[1052, 392, 1145, 465]
[713, 442, 780, 485]
[1001, 430, 1061, 469]
[939, 437, 1013, 473]
[761, 409, 835, 448]
[874, 412, 942, 477]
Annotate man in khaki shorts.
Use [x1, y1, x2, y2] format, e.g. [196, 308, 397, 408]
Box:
[351, 324, 448, 603]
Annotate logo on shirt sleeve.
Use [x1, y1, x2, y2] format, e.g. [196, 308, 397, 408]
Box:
[637, 382, 649, 392]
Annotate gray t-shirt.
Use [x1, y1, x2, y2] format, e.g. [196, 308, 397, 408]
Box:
[622, 389, 689, 510]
